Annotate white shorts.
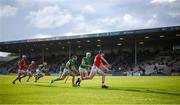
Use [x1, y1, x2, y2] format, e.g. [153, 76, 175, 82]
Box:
[26, 70, 32, 75]
[90, 65, 102, 74]
[18, 70, 26, 74]
[59, 71, 63, 75]
[79, 67, 88, 74]
[36, 69, 42, 74]
[62, 68, 69, 76]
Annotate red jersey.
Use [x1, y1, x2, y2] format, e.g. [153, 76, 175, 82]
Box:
[93, 54, 102, 67]
[18, 58, 26, 70]
[28, 64, 33, 71]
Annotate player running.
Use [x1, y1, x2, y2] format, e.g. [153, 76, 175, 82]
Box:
[59, 63, 65, 77]
[26, 61, 35, 82]
[34, 62, 48, 82]
[50, 56, 78, 87]
[75, 52, 92, 86]
[12, 55, 27, 84]
[18, 61, 35, 82]
[79, 51, 111, 88]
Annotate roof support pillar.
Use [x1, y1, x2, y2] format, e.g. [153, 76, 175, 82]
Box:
[19, 49, 21, 57]
[42, 48, 44, 63]
[68, 44, 71, 59]
[134, 37, 137, 66]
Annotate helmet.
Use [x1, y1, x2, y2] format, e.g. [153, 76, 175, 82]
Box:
[31, 61, 35, 64]
[43, 62, 47, 65]
[72, 55, 77, 60]
[86, 52, 91, 57]
[22, 55, 26, 58]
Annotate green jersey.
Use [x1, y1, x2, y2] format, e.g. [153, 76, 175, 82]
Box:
[38, 64, 46, 71]
[79, 57, 92, 69]
[66, 59, 76, 70]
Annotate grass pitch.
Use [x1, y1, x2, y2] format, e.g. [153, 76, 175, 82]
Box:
[0, 75, 180, 104]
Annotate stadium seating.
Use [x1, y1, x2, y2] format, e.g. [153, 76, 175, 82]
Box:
[0, 49, 180, 76]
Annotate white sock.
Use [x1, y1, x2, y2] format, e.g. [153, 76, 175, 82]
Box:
[102, 83, 106, 86]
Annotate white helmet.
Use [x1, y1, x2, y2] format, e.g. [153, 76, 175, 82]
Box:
[22, 55, 26, 58]
[31, 61, 35, 64]
[86, 52, 91, 57]
[43, 62, 47, 65]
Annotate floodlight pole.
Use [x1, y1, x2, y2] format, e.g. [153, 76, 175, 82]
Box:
[134, 37, 137, 66]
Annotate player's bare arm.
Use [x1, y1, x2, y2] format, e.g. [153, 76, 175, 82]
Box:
[101, 56, 111, 67]
[66, 63, 71, 71]
[100, 63, 111, 72]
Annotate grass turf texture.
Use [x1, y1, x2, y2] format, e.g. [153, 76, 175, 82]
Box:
[0, 75, 180, 104]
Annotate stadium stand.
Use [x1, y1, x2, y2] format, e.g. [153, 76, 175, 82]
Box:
[0, 26, 180, 76]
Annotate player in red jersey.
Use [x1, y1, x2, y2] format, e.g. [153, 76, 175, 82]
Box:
[12, 55, 27, 84]
[19, 61, 35, 82]
[82, 51, 111, 88]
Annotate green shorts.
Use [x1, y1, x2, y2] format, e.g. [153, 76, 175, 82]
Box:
[79, 67, 88, 73]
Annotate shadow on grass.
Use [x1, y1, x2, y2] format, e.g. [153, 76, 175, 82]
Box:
[118, 88, 180, 96]
[37, 81, 50, 83]
[25, 83, 58, 88]
[83, 86, 180, 96]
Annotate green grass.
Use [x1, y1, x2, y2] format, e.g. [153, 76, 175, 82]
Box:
[0, 75, 180, 104]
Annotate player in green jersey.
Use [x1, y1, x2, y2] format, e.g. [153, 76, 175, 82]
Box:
[34, 62, 48, 82]
[59, 63, 65, 77]
[76, 52, 92, 86]
[50, 56, 78, 87]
